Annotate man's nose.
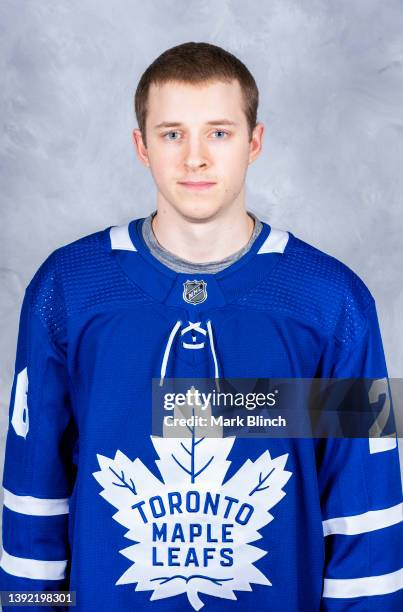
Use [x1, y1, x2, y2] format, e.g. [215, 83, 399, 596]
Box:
[183, 136, 209, 169]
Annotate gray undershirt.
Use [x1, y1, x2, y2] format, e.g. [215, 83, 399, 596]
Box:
[141, 210, 263, 273]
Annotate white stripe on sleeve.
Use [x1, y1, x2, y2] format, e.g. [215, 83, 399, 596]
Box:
[323, 567, 403, 598]
[0, 548, 67, 581]
[3, 487, 69, 516]
[323, 502, 402, 536]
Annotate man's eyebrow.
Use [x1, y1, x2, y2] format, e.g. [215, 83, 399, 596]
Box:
[154, 119, 238, 129]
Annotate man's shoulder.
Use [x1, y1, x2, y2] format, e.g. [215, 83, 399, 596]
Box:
[250, 229, 376, 342]
[28, 226, 110, 287]
[53, 219, 142, 261]
[284, 231, 374, 303]
[56, 225, 111, 260]
[23, 227, 110, 333]
[26, 223, 142, 321]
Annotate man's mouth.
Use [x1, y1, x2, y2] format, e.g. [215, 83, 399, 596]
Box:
[178, 181, 216, 191]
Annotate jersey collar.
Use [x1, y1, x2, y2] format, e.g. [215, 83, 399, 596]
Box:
[105, 217, 291, 311]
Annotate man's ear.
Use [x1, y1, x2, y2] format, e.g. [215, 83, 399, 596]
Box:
[248, 122, 265, 165]
[132, 128, 150, 167]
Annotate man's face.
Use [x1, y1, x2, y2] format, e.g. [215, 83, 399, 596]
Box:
[133, 79, 263, 221]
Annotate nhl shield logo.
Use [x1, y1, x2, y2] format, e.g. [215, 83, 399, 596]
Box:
[183, 279, 207, 305]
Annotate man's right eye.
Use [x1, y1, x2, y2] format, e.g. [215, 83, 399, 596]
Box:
[163, 131, 181, 141]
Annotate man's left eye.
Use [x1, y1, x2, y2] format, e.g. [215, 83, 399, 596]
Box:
[212, 130, 228, 138]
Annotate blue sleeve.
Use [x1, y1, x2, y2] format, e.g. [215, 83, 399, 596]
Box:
[0, 257, 77, 611]
[317, 299, 403, 610]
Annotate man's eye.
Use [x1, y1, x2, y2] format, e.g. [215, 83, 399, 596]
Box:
[212, 130, 228, 138]
[164, 131, 181, 140]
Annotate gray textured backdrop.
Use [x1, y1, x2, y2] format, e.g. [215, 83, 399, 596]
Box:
[1, 0, 402, 553]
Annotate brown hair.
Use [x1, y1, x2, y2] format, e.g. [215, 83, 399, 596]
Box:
[134, 41, 259, 147]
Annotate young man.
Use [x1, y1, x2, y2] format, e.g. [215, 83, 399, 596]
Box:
[0, 42, 402, 611]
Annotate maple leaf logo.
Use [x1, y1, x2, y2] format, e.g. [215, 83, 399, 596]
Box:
[92, 398, 292, 609]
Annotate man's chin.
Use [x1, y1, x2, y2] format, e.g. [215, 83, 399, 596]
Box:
[174, 202, 224, 222]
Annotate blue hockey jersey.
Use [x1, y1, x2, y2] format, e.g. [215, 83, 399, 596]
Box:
[0, 217, 402, 611]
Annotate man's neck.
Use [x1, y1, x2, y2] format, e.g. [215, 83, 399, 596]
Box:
[151, 203, 255, 264]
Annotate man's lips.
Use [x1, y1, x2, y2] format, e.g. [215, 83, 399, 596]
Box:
[178, 181, 216, 190]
